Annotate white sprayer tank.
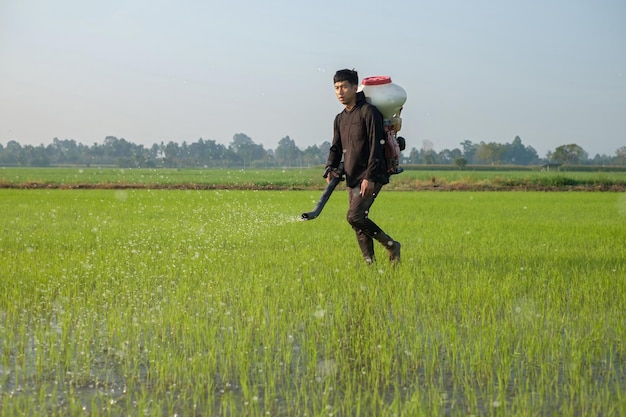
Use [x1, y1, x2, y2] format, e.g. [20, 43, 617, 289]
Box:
[359, 76, 407, 120]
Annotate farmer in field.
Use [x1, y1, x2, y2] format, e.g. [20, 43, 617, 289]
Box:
[326, 69, 401, 264]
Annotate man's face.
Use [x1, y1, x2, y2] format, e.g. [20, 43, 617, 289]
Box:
[334, 80, 358, 107]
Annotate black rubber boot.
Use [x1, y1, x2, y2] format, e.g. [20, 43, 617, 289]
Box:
[373, 232, 401, 264]
[355, 230, 375, 264]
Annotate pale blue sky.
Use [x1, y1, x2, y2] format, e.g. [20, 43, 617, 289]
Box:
[1, 0, 624, 157]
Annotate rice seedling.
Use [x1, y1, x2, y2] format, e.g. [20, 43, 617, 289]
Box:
[1, 188, 624, 416]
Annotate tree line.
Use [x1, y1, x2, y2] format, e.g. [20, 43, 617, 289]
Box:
[0, 135, 624, 168]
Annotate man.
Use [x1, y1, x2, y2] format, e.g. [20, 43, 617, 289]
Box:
[326, 69, 401, 264]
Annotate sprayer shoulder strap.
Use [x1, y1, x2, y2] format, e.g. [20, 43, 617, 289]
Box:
[359, 103, 371, 119]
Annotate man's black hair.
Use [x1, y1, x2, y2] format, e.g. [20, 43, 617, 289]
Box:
[334, 69, 358, 86]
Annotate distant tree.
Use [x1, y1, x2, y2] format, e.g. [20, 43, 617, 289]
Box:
[522, 145, 539, 165]
[475, 142, 504, 165]
[263, 148, 276, 167]
[302, 144, 325, 167]
[103, 136, 133, 160]
[615, 146, 626, 166]
[460, 140, 478, 163]
[408, 147, 421, 164]
[230, 133, 254, 152]
[229, 133, 266, 167]
[275, 136, 301, 167]
[150, 143, 161, 159]
[545, 150, 553, 161]
[454, 157, 467, 169]
[438, 149, 451, 164]
[424, 150, 436, 165]
[319, 141, 331, 160]
[552, 144, 587, 165]
[163, 141, 181, 168]
[421, 140, 436, 164]
[503, 136, 539, 165]
[592, 153, 613, 166]
[2, 140, 25, 165]
[2, 134, 618, 169]
[28, 144, 50, 166]
[48, 138, 81, 164]
[438, 148, 462, 164]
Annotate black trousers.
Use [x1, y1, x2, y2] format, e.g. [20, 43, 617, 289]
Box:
[346, 182, 393, 260]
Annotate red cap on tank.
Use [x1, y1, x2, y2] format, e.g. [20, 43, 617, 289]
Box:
[361, 76, 392, 85]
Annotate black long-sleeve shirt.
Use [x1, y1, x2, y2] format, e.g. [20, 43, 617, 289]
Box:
[326, 92, 389, 188]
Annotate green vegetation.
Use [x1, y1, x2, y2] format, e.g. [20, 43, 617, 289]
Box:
[1, 188, 625, 416]
[1, 167, 625, 191]
[0, 167, 322, 189]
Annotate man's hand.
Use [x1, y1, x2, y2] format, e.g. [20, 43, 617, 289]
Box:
[326, 169, 339, 184]
[360, 179, 375, 198]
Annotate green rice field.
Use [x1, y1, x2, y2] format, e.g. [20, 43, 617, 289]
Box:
[2, 166, 625, 190]
[1, 183, 625, 415]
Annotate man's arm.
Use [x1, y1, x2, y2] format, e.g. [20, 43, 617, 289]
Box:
[325, 115, 343, 180]
[362, 105, 386, 188]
